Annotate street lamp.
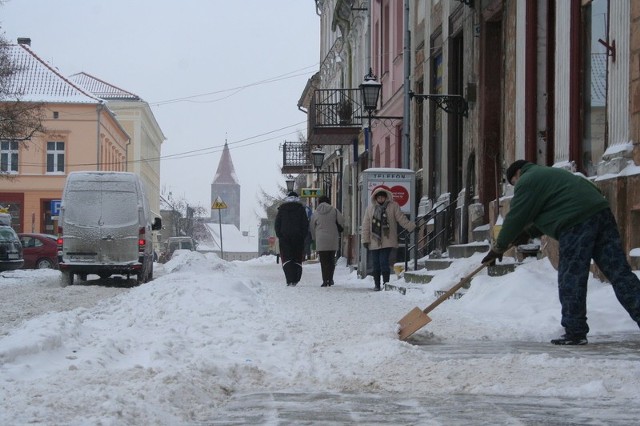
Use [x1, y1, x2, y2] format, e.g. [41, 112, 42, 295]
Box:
[311, 148, 342, 201]
[311, 149, 325, 195]
[285, 175, 296, 193]
[360, 68, 382, 117]
[359, 68, 382, 167]
[311, 149, 325, 169]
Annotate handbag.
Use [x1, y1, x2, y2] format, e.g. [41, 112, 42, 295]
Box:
[335, 209, 344, 233]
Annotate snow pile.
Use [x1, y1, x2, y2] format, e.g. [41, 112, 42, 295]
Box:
[1, 250, 639, 423]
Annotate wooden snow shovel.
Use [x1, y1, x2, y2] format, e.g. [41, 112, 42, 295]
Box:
[397, 262, 489, 340]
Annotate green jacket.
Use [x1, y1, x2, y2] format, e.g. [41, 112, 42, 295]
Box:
[495, 163, 609, 252]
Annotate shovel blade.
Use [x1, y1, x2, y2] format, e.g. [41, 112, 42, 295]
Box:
[397, 307, 432, 340]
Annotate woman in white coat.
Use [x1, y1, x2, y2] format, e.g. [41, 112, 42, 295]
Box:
[362, 187, 416, 291]
[310, 196, 345, 287]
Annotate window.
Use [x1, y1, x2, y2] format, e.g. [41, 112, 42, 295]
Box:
[46, 141, 65, 173]
[0, 140, 19, 173]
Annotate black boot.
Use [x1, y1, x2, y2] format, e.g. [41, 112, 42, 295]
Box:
[382, 272, 390, 285]
[550, 334, 588, 345]
[374, 275, 381, 291]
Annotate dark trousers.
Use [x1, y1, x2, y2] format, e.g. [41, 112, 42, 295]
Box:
[558, 208, 640, 336]
[318, 250, 336, 284]
[280, 237, 305, 284]
[370, 247, 392, 282]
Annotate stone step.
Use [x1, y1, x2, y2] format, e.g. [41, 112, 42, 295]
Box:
[403, 272, 435, 284]
[422, 258, 454, 271]
[472, 224, 491, 242]
[434, 289, 465, 300]
[488, 263, 517, 276]
[447, 243, 490, 259]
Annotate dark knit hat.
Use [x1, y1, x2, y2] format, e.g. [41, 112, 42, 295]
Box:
[287, 191, 299, 197]
[506, 160, 530, 183]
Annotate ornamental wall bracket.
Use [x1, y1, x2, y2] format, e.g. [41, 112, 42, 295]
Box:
[409, 91, 469, 118]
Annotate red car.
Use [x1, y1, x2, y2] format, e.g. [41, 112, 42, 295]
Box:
[18, 233, 59, 269]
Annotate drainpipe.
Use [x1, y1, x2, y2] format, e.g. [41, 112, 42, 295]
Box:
[125, 136, 131, 172]
[96, 103, 103, 171]
[367, 0, 374, 170]
[402, 0, 411, 169]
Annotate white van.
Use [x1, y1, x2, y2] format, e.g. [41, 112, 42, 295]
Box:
[58, 171, 162, 286]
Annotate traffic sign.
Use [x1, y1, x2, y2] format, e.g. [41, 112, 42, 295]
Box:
[300, 188, 322, 198]
[211, 196, 228, 209]
[50, 200, 61, 216]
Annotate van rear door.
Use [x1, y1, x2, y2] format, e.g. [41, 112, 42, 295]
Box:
[63, 177, 139, 264]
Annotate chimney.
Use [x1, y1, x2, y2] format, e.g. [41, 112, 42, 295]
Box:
[17, 37, 31, 46]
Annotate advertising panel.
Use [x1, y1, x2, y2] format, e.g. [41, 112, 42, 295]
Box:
[363, 168, 414, 214]
[358, 168, 415, 278]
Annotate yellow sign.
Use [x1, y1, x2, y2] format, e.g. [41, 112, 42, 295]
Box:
[211, 196, 228, 209]
[300, 188, 322, 198]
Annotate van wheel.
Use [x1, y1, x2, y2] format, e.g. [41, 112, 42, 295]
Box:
[135, 272, 144, 285]
[61, 271, 74, 287]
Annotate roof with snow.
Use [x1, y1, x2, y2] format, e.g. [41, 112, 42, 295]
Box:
[4, 43, 102, 104]
[201, 223, 257, 253]
[212, 142, 239, 185]
[69, 72, 141, 101]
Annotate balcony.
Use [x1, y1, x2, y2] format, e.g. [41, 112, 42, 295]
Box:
[281, 141, 311, 174]
[308, 88, 363, 146]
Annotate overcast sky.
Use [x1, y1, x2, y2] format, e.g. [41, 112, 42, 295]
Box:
[1, 0, 320, 233]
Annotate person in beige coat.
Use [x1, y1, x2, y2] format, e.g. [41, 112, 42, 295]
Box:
[362, 187, 416, 291]
[310, 196, 345, 287]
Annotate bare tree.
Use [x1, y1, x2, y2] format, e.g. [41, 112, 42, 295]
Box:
[255, 182, 288, 226]
[0, 31, 46, 178]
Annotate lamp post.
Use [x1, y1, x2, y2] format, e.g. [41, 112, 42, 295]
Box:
[311, 149, 342, 201]
[311, 149, 325, 195]
[359, 68, 382, 168]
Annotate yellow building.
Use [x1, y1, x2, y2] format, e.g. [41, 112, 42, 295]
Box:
[1, 40, 128, 233]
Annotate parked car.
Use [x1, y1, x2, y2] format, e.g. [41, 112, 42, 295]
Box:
[58, 171, 162, 286]
[18, 233, 58, 269]
[0, 225, 24, 271]
[159, 236, 196, 263]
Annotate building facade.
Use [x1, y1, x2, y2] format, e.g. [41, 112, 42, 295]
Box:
[302, 0, 640, 266]
[1, 40, 165, 235]
[69, 72, 165, 219]
[1, 41, 128, 233]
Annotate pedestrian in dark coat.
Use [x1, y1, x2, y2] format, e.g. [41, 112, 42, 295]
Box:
[483, 160, 640, 345]
[362, 187, 416, 291]
[310, 195, 344, 287]
[275, 191, 309, 286]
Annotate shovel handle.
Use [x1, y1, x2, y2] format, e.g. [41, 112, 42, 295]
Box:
[421, 262, 489, 315]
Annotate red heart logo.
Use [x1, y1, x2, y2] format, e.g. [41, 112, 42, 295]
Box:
[390, 185, 409, 206]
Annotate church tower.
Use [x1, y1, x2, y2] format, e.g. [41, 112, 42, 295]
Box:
[211, 141, 241, 229]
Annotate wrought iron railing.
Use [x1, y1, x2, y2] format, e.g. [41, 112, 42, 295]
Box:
[399, 199, 458, 272]
[282, 141, 311, 169]
[309, 88, 364, 128]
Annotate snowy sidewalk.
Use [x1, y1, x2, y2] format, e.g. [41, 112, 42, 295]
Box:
[206, 390, 640, 425]
[1, 251, 640, 424]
